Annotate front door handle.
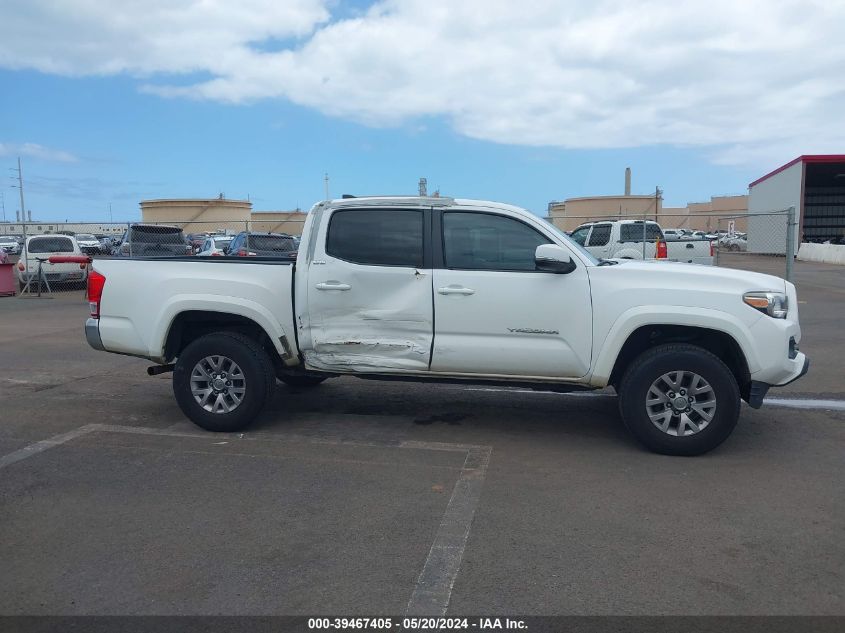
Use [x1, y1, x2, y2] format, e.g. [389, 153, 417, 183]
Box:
[438, 285, 475, 296]
[316, 282, 351, 291]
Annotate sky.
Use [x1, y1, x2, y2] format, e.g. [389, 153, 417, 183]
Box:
[1, 0, 843, 222]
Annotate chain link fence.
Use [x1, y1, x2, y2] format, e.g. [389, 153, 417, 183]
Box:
[1, 218, 307, 296]
[2, 208, 800, 297]
[545, 208, 797, 281]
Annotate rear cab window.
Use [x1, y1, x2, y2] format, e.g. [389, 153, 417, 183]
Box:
[247, 235, 296, 252]
[130, 226, 185, 244]
[326, 208, 423, 267]
[28, 236, 74, 253]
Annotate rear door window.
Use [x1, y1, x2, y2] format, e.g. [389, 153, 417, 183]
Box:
[326, 209, 423, 267]
[620, 223, 664, 241]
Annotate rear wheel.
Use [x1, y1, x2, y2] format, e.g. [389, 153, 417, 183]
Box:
[277, 374, 328, 388]
[618, 343, 740, 456]
[173, 332, 275, 432]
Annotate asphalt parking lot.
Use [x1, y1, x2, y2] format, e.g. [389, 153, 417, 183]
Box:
[0, 254, 843, 616]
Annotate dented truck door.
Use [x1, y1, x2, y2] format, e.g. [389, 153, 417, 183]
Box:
[303, 206, 434, 373]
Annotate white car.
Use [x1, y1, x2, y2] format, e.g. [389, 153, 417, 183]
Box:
[0, 235, 21, 256]
[17, 234, 88, 290]
[196, 235, 234, 257]
[74, 233, 103, 256]
[84, 196, 808, 456]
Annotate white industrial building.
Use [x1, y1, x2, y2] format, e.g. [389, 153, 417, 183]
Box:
[748, 155, 845, 253]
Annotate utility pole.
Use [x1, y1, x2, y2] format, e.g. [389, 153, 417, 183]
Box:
[654, 186, 662, 222]
[10, 157, 27, 239]
[324, 172, 330, 200]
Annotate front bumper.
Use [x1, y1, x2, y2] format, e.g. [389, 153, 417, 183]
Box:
[85, 318, 105, 351]
[747, 355, 810, 408]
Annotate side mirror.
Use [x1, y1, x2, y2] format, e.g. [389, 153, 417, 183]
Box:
[535, 244, 576, 274]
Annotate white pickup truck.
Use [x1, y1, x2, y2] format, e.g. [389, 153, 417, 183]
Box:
[84, 196, 808, 455]
[570, 220, 714, 265]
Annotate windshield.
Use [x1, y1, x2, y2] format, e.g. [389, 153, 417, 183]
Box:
[76, 234, 96, 241]
[0, 237, 16, 243]
[213, 237, 233, 247]
[541, 222, 599, 265]
[28, 236, 74, 253]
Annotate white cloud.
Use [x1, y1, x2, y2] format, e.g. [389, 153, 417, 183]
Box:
[0, 142, 78, 163]
[1, 0, 844, 165]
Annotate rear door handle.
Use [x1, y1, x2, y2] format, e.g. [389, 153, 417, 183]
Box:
[438, 285, 475, 296]
[316, 282, 351, 291]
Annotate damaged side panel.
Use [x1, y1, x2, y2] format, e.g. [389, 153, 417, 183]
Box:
[304, 265, 434, 373]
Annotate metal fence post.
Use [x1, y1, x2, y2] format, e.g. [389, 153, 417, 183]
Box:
[785, 206, 795, 283]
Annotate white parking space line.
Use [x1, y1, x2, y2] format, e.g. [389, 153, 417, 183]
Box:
[461, 387, 845, 412]
[404, 442, 491, 617]
[764, 398, 845, 411]
[0, 425, 97, 470]
[0, 423, 492, 616]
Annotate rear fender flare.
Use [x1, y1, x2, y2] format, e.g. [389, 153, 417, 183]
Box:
[152, 295, 291, 363]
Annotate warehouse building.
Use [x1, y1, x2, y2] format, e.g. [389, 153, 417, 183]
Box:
[748, 155, 845, 247]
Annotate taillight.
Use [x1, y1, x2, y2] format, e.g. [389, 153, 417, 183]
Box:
[237, 249, 247, 257]
[17, 262, 24, 271]
[656, 240, 668, 259]
[710, 241, 715, 257]
[212, 251, 222, 257]
[87, 270, 106, 318]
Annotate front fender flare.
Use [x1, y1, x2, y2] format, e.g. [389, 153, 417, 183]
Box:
[589, 305, 761, 386]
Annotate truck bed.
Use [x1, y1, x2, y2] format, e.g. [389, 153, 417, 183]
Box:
[90, 257, 297, 363]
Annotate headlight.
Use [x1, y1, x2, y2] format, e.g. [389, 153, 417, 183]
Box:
[743, 291, 788, 318]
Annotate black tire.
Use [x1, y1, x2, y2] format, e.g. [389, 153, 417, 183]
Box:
[277, 374, 328, 388]
[173, 331, 275, 432]
[618, 343, 740, 456]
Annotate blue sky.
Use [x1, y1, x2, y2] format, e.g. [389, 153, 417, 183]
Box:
[1, 1, 842, 222]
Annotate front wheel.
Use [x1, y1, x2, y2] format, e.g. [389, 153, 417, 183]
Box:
[173, 332, 275, 432]
[618, 343, 740, 456]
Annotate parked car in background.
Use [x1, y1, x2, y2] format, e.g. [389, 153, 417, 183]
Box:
[0, 235, 21, 256]
[196, 235, 234, 257]
[185, 233, 209, 254]
[570, 220, 713, 265]
[719, 233, 748, 252]
[226, 232, 298, 260]
[16, 234, 87, 290]
[116, 224, 192, 257]
[74, 233, 103, 255]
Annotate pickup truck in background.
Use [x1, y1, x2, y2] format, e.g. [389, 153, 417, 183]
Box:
[570, 220, 714, 265]
[84, 196, 808, 455]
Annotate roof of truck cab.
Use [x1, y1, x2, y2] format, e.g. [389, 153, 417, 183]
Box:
[325, 196, 530, 215]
